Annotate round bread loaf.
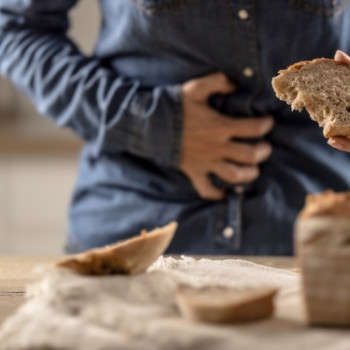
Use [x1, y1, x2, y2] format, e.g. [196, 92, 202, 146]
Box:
[298, 190, 350, 219]
[295, 190, 350, 326]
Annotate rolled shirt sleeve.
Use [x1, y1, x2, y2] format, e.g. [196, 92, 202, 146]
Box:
[0, 0, 183, 167]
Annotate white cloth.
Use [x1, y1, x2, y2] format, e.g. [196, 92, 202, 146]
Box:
[0, 256, 349, 350]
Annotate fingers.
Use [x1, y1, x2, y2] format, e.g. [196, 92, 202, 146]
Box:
[334, 50, 350, 64]
[180, 71, 275, 200]
[190, 173, 225, 201]
[328, 137, 350, 152]
[188, 141, 272, 200]
[223, 141, 273, 165]
[182, 72, 236, 102]
[211, 162, 259, 184]
[219, 115, 275, 139]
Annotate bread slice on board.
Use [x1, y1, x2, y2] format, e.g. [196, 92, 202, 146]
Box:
[272, 58, 350, 137]
[56, 221, 177, 275]
[175, 285, 278, 324]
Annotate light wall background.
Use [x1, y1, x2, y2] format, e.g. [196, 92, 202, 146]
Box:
[0, 1, 100, 255]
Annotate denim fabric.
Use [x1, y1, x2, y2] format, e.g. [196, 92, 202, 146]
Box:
[1, 0, 350, 255]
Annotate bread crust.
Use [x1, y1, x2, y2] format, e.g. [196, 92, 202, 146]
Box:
[298, 190, 350, 219]
[175, 285, 278, 324]
[323, 124, 350, 138]
[279, 58, 347, 73]
[56, 221, 178, 275]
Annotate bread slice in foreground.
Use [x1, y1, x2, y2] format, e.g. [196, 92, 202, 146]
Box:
[175, 285, 278, 324]
[56, 222, 177, 276]
[272, 58, 350, 137]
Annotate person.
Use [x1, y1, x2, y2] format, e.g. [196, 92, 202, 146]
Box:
[1, 1, 350, 255]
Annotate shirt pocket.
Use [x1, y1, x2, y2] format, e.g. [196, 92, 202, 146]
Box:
[289, 0, 350, 17]
[128, 0, 199, 15]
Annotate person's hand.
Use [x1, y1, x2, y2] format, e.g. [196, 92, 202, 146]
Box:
[180, 72, 274, 200]
[328, 50, 350, 152]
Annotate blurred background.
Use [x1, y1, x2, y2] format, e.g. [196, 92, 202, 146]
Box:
[0, 2, 100, 255]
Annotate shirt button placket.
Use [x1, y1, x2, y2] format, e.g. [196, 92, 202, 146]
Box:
[234, 3, 257, 82]
[218, 1, 257, 252]
[238, 8, 255, 79]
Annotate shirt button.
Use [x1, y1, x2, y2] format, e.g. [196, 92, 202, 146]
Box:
[222, 226, 235, 239]
[238, 9, 249, 20]
[243, 67, 254, 78]
[234, 185, 245, 194]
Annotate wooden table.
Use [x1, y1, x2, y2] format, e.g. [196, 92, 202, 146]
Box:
[0, 255, 297, 327]
[0, 256, 60, 326]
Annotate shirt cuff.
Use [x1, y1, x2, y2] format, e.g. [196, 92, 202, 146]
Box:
[95, 83, 183, 169]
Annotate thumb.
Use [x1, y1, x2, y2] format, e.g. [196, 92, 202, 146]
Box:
[334, 50, 350, 64]
[183, 72, 236, 102]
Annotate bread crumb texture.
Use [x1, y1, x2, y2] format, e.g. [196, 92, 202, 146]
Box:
[299, 190, 350, 219]
[272, 58, 350, 137]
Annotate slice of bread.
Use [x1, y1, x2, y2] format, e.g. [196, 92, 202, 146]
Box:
[272, 58, 350, 137]
[175, 285, 278, 324]
[56, 221, 177, 276]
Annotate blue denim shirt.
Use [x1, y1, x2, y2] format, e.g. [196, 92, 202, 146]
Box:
[1, 0, 350, 255]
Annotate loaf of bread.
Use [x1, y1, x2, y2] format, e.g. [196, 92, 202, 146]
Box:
[56, 221, 177, 276]
[175, 284, 277, 324]
[272, 58, 350, 137]
[295, 190, 350, 326]
[298, 189, 350, 219]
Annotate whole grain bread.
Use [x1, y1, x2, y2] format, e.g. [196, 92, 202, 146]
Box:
[272, 58, 350, 137]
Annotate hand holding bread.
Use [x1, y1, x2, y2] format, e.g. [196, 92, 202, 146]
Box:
[272, 50, 350, 153]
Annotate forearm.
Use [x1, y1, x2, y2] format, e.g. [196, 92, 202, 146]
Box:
[0, 2, 183, 166]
